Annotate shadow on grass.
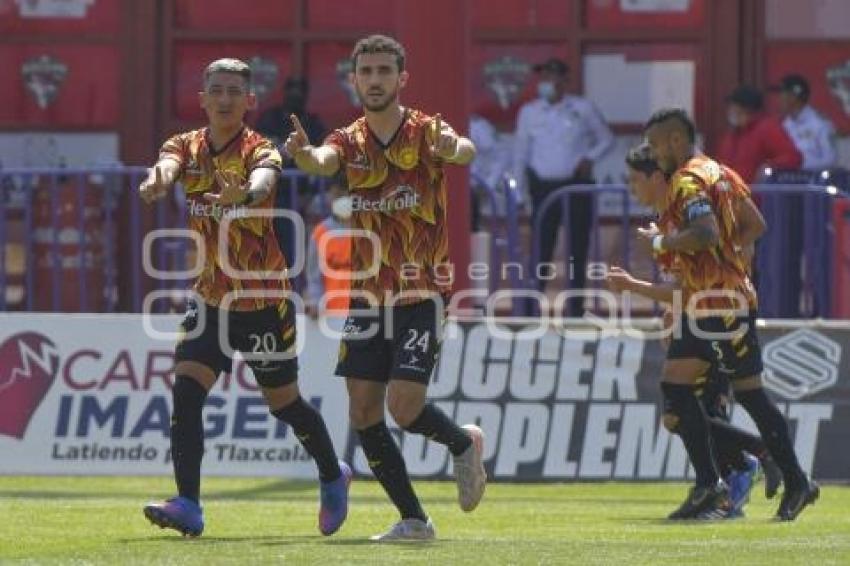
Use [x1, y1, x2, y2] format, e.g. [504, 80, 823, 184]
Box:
[119, 534, 320, 544]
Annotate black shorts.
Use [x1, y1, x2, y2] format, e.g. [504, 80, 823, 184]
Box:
[335, 298, 446, 384]
[667, 310, 763, 382]
[175, 298, 298, 388]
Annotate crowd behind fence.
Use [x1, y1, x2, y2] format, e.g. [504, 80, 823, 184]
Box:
[1, 166, 848, 318]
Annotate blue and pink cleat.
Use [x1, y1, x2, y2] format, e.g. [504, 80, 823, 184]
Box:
[143, 496, 204, 537]
[726, 454, 760, 518]
[319, 461, 352, 536]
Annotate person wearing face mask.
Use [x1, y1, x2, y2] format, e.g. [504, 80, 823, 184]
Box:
[772, 74, 837, 171]
[256, 77, 328, 272]
[717, 85, 801, 184]
[305, 178, 352, 318]
[512, 58, 614, 316]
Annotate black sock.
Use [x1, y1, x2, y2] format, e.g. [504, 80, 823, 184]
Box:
[662, 382, 720, 487]
[171, 375, 208, 504]
[709, 417, 769, 473]
[357, 422, 426, 521]
[403, 403, 472, 457]
[272, 397, 341, 483]
[735, 388, 805, 487]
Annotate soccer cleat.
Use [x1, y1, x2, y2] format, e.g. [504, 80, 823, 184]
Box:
[727, 453, 760, 515]
[319, 460, 352, 536]
[143, 496, 204, 537]
[453, 424, 486, 512]
[761, 455, 783, 499]
[369, 517, 436, 542]
[668, 480, 730, 520]
[776, 477, 820, 521]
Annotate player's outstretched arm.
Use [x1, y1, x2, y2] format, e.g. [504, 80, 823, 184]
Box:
[606, 266, 677, 304]
[284, 114, 340, 177]
[138, 159, 180, 204]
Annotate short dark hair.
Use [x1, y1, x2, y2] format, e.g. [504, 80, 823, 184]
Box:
[644, 108, 696, 143]
[203, 58, 251, 89]
[351, 34, 406, 71]
[726, 85, 764, 112]
[625, 143, 660, 176]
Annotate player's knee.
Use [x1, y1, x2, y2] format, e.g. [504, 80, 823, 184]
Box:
[662, 412, 680, 433]
[349, 401, 383, 429]
[387, 395, 424, 429]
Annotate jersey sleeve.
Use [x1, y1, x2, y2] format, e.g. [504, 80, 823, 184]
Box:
[158, 133, 188, 176]
[323, 129, 349, 167]
[672, 173, 714, 224]
[247, 136, 283, 173]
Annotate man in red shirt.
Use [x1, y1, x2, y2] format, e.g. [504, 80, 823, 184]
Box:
[717, 85, 802, 183]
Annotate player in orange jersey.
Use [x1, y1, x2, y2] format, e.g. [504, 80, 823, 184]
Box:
[138, 58, 350, 537]
[608, 109, 817, 521]
[614, 142, 783, 517]
[286, 35, 484, 541]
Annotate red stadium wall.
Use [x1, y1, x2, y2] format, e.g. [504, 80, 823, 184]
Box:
[3, 0, 849, 311]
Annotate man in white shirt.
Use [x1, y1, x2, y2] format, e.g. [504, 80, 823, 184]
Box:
[773, 74, 837, 171]
[771, 74, 838, 317]
[513, 58, 613, 315]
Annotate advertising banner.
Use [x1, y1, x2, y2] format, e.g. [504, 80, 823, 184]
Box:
[1, 315, 847, 481]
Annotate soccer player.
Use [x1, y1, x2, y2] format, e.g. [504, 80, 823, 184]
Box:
[285, 35, 485, 541]
[607, 109, 818, 521]
[138, 58, 351, 537]
[616, 143, 783, 516]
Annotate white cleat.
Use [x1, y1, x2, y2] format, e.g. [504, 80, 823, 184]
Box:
[453, 424, 486, 512]
[369, 517, 436, 542]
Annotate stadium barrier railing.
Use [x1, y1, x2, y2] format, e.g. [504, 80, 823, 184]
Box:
[3, 166, 848, 318]
[525, 183, 849, 319]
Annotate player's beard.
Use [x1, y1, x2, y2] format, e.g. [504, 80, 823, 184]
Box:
[357, 83, 399, 112]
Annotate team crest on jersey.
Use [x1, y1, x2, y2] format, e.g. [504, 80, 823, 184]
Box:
[397, 147, 418, 169]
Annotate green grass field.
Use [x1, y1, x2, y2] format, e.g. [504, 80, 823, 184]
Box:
[0, 477, 848, 565]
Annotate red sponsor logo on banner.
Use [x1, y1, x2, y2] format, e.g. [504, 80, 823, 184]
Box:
[0, 332, 60, 439]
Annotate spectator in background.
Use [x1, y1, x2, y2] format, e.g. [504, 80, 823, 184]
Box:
[512, 57, 613, 316]
[305, 177, 351, 318]
[718, 85, 802, 183]
[772, 74, 837, 171]
[255, 77, 328, 271]
[256, 77, 327, 146]
[469, 115, 497, 233]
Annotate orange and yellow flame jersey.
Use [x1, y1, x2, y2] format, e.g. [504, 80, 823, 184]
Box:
[324, 109, 453, 305]
[159, 127, 287, 311]
[657, 154, 758, 313]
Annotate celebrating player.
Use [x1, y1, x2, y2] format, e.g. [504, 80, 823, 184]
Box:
[614, 142, 783, 516]
[285, 35, 485, 541]
[138, 58, 350, 537]
[607, 109, 818, 521]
